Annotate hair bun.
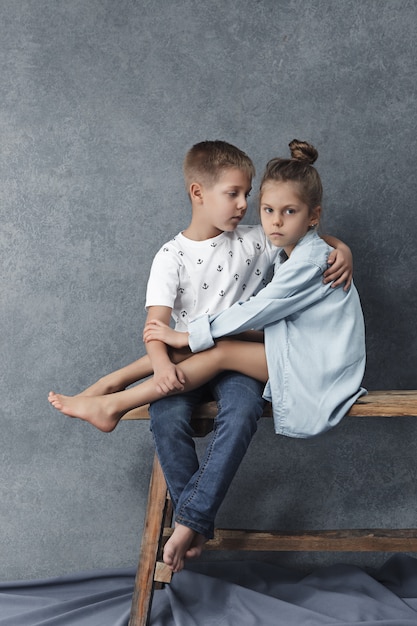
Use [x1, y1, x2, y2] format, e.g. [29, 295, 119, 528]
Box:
[288, 139, 318, 165]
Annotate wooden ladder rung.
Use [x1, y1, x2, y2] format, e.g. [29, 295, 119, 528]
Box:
[347, 390, 417, 417]
[206, 528, 417, 552]
[122, 390, 417, 422]
[161, 527, 417, 552]
[163, 528, 417, 552]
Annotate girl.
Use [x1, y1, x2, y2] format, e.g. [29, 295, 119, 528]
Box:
[49, 139, 366, 438]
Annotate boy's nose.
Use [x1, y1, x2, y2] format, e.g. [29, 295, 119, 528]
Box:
[237, 196, 247, 210]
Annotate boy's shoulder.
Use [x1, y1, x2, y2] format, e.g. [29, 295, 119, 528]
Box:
[155, 231, 183, 253]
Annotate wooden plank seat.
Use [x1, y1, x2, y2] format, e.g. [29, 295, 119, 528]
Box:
[124, 390, 417, 626]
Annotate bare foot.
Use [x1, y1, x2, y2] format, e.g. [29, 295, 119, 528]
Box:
[185, 532, 207, 559]
[163, 524, 203, 573]
[48, 392, 123, 432]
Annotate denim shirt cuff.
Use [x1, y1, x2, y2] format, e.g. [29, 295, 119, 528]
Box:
[188, 315, 215, 352]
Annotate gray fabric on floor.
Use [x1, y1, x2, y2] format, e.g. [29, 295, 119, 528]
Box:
[2, 555, 417, 625]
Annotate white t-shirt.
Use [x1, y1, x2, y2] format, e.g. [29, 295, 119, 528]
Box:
[146, 225, 278, 331]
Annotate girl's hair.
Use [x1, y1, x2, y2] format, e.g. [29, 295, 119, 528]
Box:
[183, 140, 255, 191]
[260, 139, 322, 210]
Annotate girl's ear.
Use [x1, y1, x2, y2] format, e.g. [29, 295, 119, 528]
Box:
[309, 205, 321, 228]
[190, 182, 204, 203]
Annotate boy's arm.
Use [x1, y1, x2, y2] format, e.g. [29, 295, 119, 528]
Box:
[144, 306, 186, 394]
[144, 319, 189, 349]
[321, 235, 353, 291]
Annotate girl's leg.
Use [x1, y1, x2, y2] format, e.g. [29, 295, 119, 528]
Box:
[79, 355, 154, 396]
[48, 340, 268, 431]
[78, 347, 193, 396]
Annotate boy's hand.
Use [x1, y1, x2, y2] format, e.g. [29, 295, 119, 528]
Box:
[323, 245, 353, 292]
[153, 362, 186, 394]
[144, 306, 187, 393]
[144, 320, 190, 349]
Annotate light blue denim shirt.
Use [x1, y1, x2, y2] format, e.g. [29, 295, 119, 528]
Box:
[188, 230, 366, 438]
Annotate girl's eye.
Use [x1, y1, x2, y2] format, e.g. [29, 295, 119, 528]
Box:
[286, 208, 296, 215]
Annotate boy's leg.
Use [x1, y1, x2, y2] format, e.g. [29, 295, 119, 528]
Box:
[174, 371, 265, 539]
[149, 387, 208, 510]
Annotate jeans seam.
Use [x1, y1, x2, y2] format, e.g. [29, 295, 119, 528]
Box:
[176, 416, 219, 536]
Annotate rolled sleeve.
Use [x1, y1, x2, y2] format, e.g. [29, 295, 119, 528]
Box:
[188, 315, 215, 352]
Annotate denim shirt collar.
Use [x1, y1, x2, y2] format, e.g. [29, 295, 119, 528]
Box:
[278, 229, 318, 265]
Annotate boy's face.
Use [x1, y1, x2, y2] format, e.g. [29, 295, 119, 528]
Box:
[198, 168, 252, 236]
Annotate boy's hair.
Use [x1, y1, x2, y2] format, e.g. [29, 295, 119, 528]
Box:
[260, 139, 323, 211]
[183, 140, 255, 192]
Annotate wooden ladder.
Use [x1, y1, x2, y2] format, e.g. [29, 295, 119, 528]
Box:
[123, 390, 417, 626]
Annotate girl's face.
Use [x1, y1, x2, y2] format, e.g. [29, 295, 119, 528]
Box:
[260, 181, 320, 256]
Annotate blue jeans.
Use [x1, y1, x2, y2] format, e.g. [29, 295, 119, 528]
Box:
[149, 372, 265, 539]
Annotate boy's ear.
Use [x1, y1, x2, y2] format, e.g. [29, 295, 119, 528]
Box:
[310, 205, 321, 228]
[189, 182, 204, 203]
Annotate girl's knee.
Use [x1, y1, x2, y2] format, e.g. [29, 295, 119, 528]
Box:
[213, 340, 236, 366]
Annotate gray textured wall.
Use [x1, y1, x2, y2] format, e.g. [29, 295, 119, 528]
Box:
[1, 0, 416, 580]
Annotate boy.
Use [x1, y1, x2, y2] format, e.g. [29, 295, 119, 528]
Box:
[49, 140, 352, 572]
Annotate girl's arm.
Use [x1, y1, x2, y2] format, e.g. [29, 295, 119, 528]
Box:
[189, 258, 328, 352]
[143, 324, 264, 348]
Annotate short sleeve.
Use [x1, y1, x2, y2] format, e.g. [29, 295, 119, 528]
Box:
[145, 246, 180, 309]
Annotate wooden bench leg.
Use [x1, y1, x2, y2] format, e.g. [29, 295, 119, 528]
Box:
[129, 453, 173, 626]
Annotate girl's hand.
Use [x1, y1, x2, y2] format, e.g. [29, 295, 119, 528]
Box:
[143, 319, 190, 349]
[323, 245, 353, 291]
